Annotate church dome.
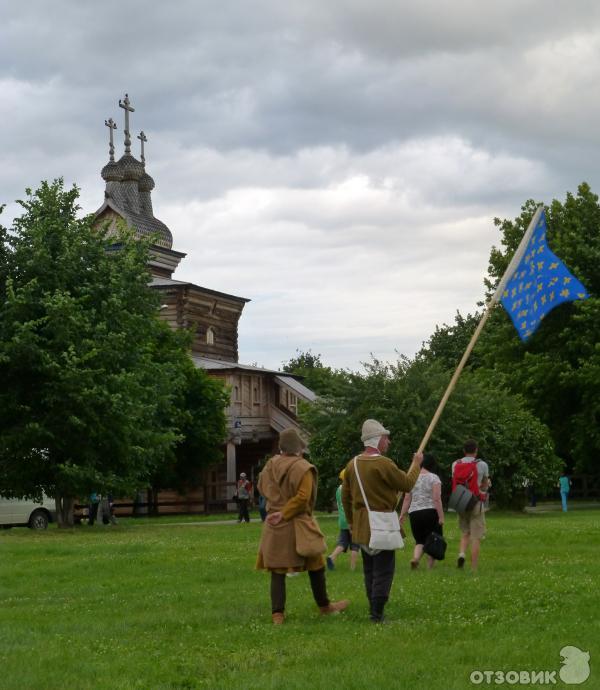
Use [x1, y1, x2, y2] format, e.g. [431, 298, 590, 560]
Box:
[116, 154, 145, 181]
[138, 171, 155, 192]
[101, 161, 123, 182]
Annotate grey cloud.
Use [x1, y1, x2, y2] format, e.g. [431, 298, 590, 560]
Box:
[2, 1, 600, 368]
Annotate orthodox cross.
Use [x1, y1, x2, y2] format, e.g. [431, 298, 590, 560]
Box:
[137, 131, 147, 164]
[118, 93, 135, 154]
[104, 118, 117, 162]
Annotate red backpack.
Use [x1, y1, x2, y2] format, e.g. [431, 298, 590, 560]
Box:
[452, 461, 486, 502]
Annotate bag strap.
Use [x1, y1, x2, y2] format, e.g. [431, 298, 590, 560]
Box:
[353, 456, 372, 513]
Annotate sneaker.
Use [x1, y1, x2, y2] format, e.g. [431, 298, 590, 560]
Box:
[319, 600, 349, 616]
[457, 555, 465, 569]
[326, 556, 335, 571]
[272, 612, 284, 625]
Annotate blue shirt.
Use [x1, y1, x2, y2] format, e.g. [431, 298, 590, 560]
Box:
[559, 476, 571, 493]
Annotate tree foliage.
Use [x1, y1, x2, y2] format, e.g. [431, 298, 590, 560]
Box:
[151, 360, 230, 492]
[281, 349, 345, 396]
[0, 180, 227, 525]
[300, 357, 559, 508]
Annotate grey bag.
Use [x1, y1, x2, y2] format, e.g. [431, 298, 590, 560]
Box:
[448, 484, 478, 514]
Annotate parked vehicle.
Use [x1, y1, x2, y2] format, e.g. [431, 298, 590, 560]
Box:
[0, 495, 56, 529]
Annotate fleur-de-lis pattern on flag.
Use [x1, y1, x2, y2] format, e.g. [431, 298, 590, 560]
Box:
[500, 211, 588, 341]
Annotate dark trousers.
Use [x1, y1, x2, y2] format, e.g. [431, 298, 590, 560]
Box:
[270, 568, 329, 613]
[237, 499, 250, 522]
[361, 548, 396, 620]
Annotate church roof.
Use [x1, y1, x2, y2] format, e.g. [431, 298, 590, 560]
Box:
[150, 276, 250, 303]
[95, 95, 173, 250]
[192, 356, 317, 401]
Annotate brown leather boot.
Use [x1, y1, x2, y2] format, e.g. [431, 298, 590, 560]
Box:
[319, 599, 349, 615]
[272, 612, 285, 625]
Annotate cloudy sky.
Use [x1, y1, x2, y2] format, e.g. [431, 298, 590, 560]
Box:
[2, 1, 600, 370]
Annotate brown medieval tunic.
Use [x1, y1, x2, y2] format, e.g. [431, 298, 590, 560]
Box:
[342, 453, 421, 547]
[256, 453, 325, 573]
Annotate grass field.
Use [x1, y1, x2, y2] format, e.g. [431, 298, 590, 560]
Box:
[0, 509, 597, 690]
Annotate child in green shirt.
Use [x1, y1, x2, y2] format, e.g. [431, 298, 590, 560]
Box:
[326, 470, 359, 571]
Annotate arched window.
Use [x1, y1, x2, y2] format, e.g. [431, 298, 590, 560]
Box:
[206, 327, 215, 345]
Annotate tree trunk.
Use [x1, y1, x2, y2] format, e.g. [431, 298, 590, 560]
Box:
[55, 494, 75, 528]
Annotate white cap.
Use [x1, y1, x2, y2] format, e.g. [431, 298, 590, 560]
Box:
[361, 419, 390, 443]
[240, 472, 247, 478]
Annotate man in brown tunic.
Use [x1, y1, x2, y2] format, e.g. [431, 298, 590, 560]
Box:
[257, 428, 349, 624]
[342, 419, 422, 623]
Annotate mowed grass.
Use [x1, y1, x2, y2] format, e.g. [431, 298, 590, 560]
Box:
[0, 510, 598, 690]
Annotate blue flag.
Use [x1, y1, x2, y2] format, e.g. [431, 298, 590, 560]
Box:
[499, 211, 588, 341]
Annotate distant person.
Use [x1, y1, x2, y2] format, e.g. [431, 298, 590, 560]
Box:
[256, 428, 349, 624]
[235, 473, 252, 523]
[96, 493, 117, 525]
[558, 471, 572, 512]
[400, 453, 444, 570]
[258, 493, 267, 522]
[327, 469, 359, 571]
[88, 492, 100, 525]
[451, 439, 490, 572]
[342, 419, 423, 623]
[528, 481, 537, 508]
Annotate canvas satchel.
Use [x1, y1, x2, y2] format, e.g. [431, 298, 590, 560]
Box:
[353, 457, 404, 551]
[294, 513, 327, 557]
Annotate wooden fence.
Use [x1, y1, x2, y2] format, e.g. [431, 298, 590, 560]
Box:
[75, 481, 239, 520]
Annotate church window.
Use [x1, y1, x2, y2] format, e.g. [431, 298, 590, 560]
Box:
[206, 327, 215, 345]
[288, 392, 298, 415]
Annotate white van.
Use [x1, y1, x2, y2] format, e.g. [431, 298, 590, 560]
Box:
[0, 495, 56, 529]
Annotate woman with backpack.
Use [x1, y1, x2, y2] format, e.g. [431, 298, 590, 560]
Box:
[400, 453, 444, 569]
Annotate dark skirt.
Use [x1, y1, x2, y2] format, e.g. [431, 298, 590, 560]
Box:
[409, 508, 442, 546]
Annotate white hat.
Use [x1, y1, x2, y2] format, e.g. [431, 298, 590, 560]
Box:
[240, 472, 247, 478]
[361, 419, 390, 442]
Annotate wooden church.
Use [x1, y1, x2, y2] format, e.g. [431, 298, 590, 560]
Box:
[94, 94, 315, 512]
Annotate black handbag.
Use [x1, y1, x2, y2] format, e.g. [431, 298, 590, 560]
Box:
[423, 531, 447, 561]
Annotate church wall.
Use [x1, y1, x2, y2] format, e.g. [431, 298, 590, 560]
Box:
[153, 284, 244, 361]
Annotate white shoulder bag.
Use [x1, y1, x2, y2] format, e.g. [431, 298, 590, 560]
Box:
[353, 456, 404, 551]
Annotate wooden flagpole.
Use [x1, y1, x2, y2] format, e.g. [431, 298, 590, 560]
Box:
[416, 204, 544, 453]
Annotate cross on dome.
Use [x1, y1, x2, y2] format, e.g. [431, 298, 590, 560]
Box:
[137, 130, 148, 164]
[118, 93, 135, 154]
[104, 118, 117, 162]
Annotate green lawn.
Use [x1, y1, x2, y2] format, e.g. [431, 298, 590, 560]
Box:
[0, 510, 597, 689]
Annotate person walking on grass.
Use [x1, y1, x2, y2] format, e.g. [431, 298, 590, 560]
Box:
[558, 471, 572, 512]
[256, 428, 349, 625]
[235, 473, 252, 523]
[451, 439, 490, 572]
[342, 419, 423, 623]
[327, 469, 359, 572]
[399, 453, 444, 570]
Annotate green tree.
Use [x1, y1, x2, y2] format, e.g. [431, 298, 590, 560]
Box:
[151, 360, 229, 494]
[281, 349, 347, 396]
[0, 180, 226, 525]
[301, 357, 559, 508]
